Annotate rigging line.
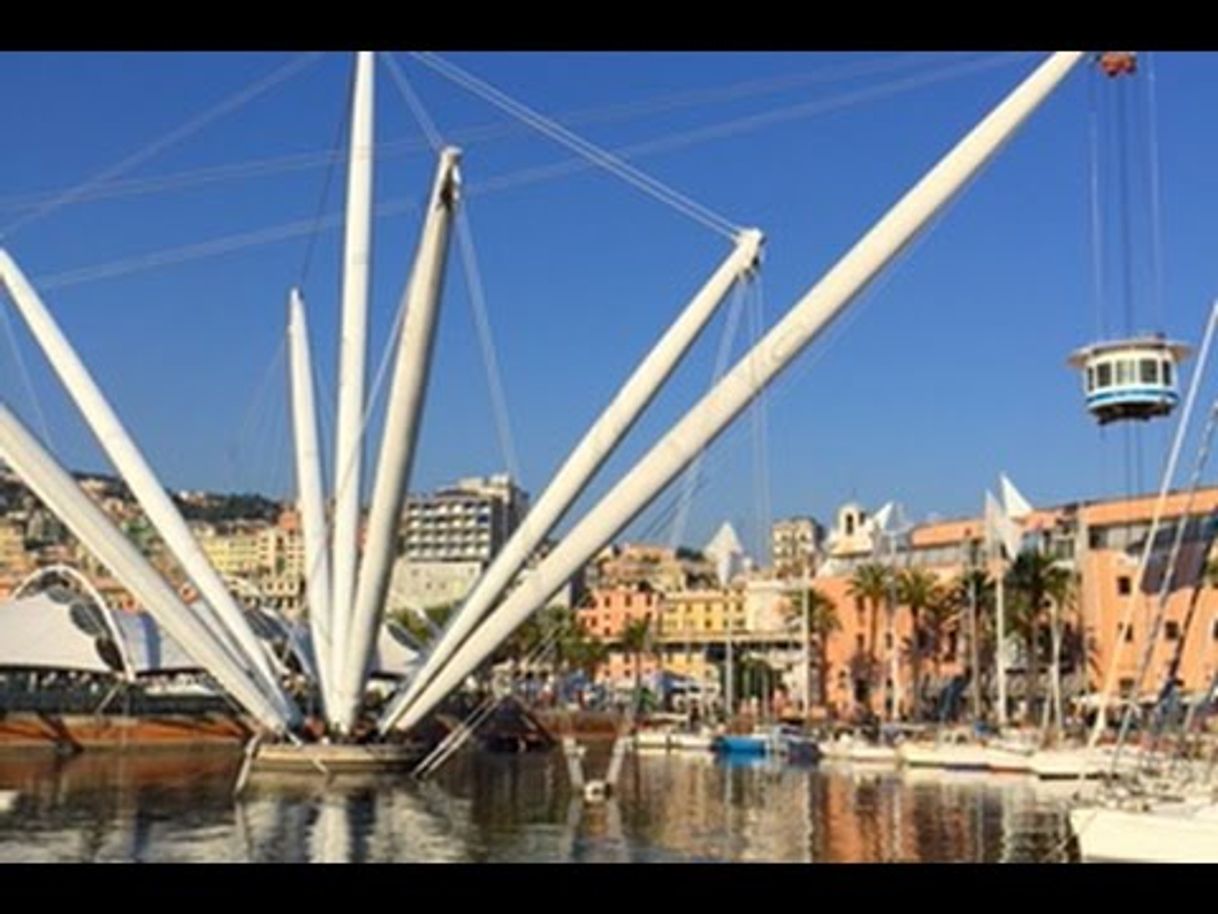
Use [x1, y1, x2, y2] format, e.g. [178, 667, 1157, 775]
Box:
[456, 206, 522, 485]
[381, 51, 525, 491]
[668, 278, 750, 549]
[463, 53, 1033, 201]
[299, 59, 353, 286]
[381, 52, 445, 154]
[230, 335, 288, 491]
[1116, 79, 1136, 338]
[1110, 400, 1218, 775]
[409, 51, 741, 240]
[29, 53, 1026, 296]
[638, 165, 958, 551]
[0, 304, 54, 451]
[0, 53, 976, 218]
[1087, 67, 1107, 341]
[34, 197, 422, 292]
[1144, 52, 1168, 332]
[750, 276, 773, 565]
[0, 52, 326, 243]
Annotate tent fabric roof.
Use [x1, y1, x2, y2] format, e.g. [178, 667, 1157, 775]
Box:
[113, 612, 198, 675]
[0, 592, 119, 675]
[0, 592, 419, 683]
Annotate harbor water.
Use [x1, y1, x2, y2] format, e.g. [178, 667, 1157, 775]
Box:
[0, 744, 1087, 862]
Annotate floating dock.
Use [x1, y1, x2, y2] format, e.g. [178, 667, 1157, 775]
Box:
[252, 741, 424, 773]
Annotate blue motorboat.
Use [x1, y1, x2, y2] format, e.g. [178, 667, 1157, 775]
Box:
[714, 733, 771, 756]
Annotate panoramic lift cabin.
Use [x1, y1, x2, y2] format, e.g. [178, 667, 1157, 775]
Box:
[1068, 337, 1191, 425]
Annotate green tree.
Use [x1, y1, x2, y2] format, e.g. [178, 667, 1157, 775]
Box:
[921, 586, 961, 682]
[848, 562, 891, 708]
[1005, 551, 1073, 725]
[951, 567, 996, 716]
[896, 566, 943, 719]
[621, 615, 654, 710]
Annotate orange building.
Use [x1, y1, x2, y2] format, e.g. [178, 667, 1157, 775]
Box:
[578, 585, 664, 688]
[810, 486, 1218, 720]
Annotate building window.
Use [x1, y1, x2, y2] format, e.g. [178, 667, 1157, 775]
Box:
[1123, 624, 1134, 643]
[1165, 621, 1181, 641]
[1117, 576, 1132, 596]
[1118, 677, 1135, 697]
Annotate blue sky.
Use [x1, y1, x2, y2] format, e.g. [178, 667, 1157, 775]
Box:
[1, 51, 1216, 557]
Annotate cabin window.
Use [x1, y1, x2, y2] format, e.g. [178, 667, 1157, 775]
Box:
[1115, 360, 1133, 386]
[1140, 359, 1159, 384]
[1096, 362, 1113, 388]
[1086, 366, 1095, 392]
[1163, 361, 1173, 387]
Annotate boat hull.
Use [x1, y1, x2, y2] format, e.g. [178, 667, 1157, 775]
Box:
[1071, 803, 1218, 863]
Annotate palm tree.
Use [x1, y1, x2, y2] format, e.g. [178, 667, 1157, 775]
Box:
[896, 566, 942, 719]
[784, 586, 841, 709]
[951, 568, 995, 718]
[848, 563, 891, 709]
[620, 616, 653, 710]
[921, 587, 960, 682]
[1005, 551, 1073, 726]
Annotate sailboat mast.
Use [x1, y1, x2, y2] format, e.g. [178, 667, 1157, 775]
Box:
[330, 50, 375, 706]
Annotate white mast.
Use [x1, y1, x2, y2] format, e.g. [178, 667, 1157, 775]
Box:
[288, 288, 335, 718]
[985, 489, 1016, 727]
[330, 50, 376, 703]
[335, 148, 461, 732]
[381, 51, 1085, 735]
[0, 401, 290, 732]
[382, 229, 762, 728]
[0, 250, 296, 725]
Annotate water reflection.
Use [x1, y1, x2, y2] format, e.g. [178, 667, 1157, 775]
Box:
[0, 748, 1080, 862]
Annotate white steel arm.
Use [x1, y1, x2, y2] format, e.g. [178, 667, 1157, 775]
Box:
[335, 147, 461, 732]
[330, 50, 376, 699]
[288, 288, 335, 718]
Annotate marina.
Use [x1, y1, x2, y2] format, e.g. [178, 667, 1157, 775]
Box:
[1, 48, 1218, 863]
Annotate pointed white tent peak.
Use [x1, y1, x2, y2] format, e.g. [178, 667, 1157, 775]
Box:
[705, 521, 746, 586]
[704, 520, 744, 559]
[984, 489, 1022, 560]
[866, 501, 895, 535]
[999, 473, 1033, 520]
